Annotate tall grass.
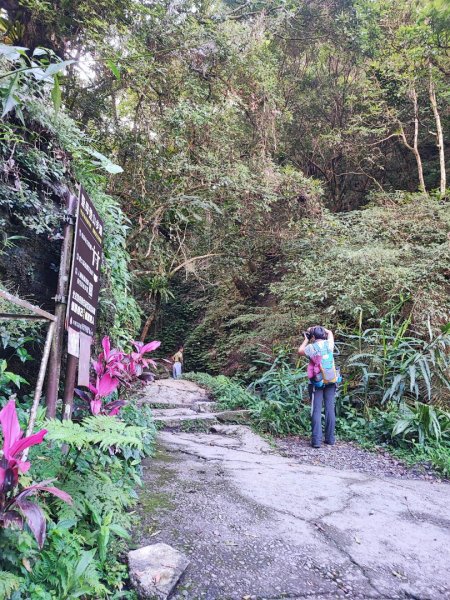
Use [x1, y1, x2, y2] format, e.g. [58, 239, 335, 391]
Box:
[342, 317, 450, 410]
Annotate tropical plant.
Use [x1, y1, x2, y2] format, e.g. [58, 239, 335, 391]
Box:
[248, 349, 310, 436]
[0, 399, 72, 547]
[343, 318, 450, 408]
[75, 336, 160, 415]
[0, 43, 73, 118]
[0, 360, 28, 402]
[392, 401, 450, 446]
[184, 372, 256, 411]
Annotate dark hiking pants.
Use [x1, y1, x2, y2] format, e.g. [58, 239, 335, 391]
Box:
[309, 383, 336, 447]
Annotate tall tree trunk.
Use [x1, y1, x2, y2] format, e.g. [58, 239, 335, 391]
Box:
[140, 293, 161, 342]
[140, 313, 155, 343]
[429, 69, 446, 197]
[399, 87, 426, 193]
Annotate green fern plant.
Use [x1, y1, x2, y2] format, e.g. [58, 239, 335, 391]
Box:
[0, 571, 23, 599]
[45, 415, 145, 452]
[29, 525, 107, 599]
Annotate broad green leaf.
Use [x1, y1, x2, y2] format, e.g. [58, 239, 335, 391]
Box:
[0, 43, 28, 61]
[32, 47, 49, 57]
[106, 59, 121, 80]
[2, 92, 17, 118]
[74, 549, 96, 579]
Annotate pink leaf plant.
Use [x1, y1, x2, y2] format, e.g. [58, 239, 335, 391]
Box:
[0, 399, 72, 548]
[129, 340, 161, 378]
[75, 336, 160, 416]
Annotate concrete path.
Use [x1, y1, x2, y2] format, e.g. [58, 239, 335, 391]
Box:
[135, 384, 450, 600]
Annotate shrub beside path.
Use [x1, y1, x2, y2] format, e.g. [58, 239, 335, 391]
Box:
[134, 379, 450, 600]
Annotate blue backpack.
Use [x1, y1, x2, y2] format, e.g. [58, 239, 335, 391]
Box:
[311, 340, 341, 388]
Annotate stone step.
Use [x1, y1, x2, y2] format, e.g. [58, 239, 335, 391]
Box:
[216, 409, 252, 423]
[194, 401, 219, 413]
[152, 407, 200, 419]
[153, 409, 252, 430]
[146, 399, 218, 412]
[139, 378, 210, 407]
[153, 412, 219, 429]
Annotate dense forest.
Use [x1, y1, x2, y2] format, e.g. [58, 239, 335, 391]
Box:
[0, 0, 449, 598]
[2, 0, 450, 364]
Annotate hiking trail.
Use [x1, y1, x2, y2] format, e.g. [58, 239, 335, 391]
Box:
[133, 379, 450, 600]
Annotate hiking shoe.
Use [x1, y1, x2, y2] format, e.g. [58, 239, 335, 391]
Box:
[311, 443, 321, 448]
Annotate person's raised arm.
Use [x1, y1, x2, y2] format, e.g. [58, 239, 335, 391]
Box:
[325, 328, 334, 351]
[298, 331, 310, 356]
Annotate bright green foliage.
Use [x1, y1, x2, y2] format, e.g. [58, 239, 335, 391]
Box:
[178, 193, 450, 376]
[184, 372, 255, 410]
[0, 572, 22, 598]
[27, 527, 107, 599]
[0, 46, 140, 346]
[343, 318, 450, 408]
[392, 401, 450, 446]
[248, 348, 310, 435]
[0, 359, 28, 401]
[45, 415, 145, 452]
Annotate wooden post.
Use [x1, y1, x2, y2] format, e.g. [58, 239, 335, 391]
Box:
[62, 353, 78, 420]
[45, 190, 78, 418]
[22, 319, 56, 461]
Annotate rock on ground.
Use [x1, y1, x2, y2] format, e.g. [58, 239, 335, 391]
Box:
[128, 543, 190, 599]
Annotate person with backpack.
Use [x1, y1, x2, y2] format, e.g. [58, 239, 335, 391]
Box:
[298, 326, 339, 448]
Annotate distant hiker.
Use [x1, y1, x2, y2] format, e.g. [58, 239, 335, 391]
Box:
[298, 326, 340, 448]
[171, 345, 184, 379]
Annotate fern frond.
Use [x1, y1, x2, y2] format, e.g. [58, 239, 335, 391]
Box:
[0, 572, 23, 599]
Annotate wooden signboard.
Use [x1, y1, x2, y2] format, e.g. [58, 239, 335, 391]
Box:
[66, 187, 103, 384]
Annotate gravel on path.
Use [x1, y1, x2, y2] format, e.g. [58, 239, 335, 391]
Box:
[276, 436, 444, 482]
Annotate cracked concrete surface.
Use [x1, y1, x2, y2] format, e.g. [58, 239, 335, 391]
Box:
[135, 424, 450, 600]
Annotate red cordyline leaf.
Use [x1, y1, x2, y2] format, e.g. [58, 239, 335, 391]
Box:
[97, 373, 119, 398]
[15, 479, 73, 505]
[132, 340, 161, 355]
[9, 480, 72, 548]
[101, 336, 124, 363]
[74, 388, 92, 403]
[141, 340, 161, 353]
[102, 336, 111, 359]
[90, 400, 102, 415]
[92, 357, 104, 377]
[1, 509, 23, 529]
[0, 399, 21, 455]
[0, 459, 19, 492]
[0, 399, 47, 473]
[9, 430, 47, 462]
[15, 498, 46, 547]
